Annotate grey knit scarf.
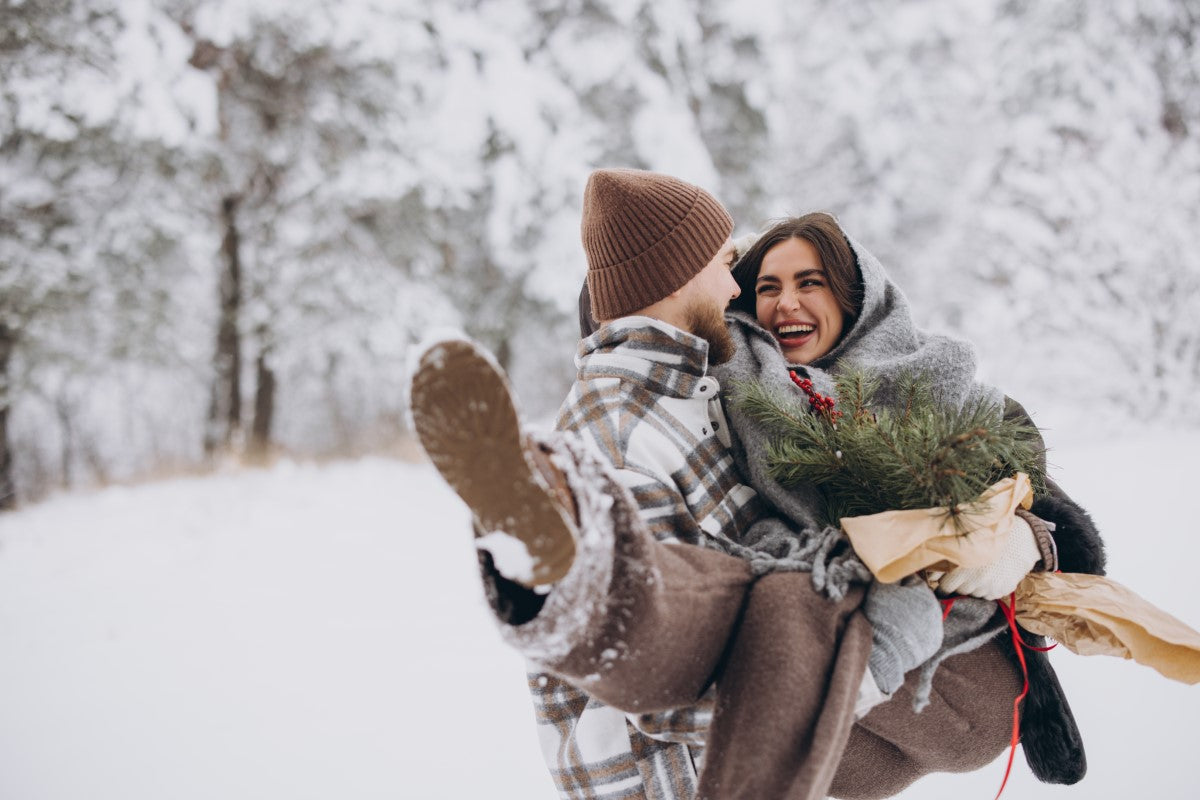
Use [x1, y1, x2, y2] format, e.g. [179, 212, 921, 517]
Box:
[710, 235, 1008, 709]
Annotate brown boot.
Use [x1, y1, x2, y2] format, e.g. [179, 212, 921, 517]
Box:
[409, 339, 577, 586]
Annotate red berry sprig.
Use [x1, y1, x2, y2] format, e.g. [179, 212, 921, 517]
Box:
[789, 370, 843, 421]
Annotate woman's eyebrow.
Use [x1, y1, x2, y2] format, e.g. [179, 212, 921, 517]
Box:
[757, 269, 824, 285]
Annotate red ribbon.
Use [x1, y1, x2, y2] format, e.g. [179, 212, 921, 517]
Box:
[940, 597, 957, 620]
[991, 592, 1057, 800]
[939, 592, 1056, 799]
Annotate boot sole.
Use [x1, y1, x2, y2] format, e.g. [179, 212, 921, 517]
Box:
[410, 339, 575, 585]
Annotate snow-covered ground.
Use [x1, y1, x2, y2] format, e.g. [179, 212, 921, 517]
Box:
[1, 431, 1197, 799]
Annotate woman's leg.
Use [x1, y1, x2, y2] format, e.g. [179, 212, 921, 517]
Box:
[829, 638, 1023, 799]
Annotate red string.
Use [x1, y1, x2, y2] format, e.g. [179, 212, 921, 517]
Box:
[992, 593, 1028, 800]
[941, 592, 1058, 800]
[940, 597, 957, 620]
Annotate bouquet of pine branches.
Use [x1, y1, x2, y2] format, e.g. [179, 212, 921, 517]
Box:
[736, 367, 1046, 533]
[738, 368, 1200, 686]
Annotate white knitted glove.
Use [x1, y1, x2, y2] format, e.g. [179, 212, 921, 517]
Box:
[933, 515, 1040, 600]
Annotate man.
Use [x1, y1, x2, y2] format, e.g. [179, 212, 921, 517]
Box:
[410, 169, 1035, 799]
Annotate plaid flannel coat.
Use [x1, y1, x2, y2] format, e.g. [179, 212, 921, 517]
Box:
[532, 317, 764, 800]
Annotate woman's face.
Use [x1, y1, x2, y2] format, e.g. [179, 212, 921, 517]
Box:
[754, 237, 845, 364]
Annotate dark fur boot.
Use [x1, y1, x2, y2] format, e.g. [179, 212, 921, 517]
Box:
[1014, 645, 1087, 784]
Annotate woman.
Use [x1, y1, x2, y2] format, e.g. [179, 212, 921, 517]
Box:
[711, 213, 1106, 792]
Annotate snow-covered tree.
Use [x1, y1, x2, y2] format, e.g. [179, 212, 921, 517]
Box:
[0, 0, 205, 503]
[912, 0, 1200, 421]
[170, 0, 432, 460]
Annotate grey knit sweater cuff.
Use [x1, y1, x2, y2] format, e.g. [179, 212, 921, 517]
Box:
[864, 577, 945, 695]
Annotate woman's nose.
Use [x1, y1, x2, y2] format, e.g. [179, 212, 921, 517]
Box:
[778, 288, 801, 312]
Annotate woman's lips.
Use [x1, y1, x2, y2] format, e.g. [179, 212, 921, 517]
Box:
[775, 322, 816, 347]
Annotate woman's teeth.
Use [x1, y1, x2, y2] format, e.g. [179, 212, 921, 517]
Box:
[777, 324, 815, 338]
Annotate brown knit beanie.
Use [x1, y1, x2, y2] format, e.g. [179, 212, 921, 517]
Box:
[581, 168, 734, 321]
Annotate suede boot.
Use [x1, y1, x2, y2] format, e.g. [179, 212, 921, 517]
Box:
[410, 338, 576, 586]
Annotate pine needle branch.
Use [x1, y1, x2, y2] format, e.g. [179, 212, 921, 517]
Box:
[734, 367, 1047, 532]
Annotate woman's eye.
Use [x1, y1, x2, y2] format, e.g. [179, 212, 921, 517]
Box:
[756, 285, 779, 296]
[800, 279, 824, 288]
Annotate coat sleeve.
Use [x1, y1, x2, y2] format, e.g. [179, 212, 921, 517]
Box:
[528, 671, 702, 798]
[609, 465, 709, 547]
[477, 435, 720, 793]
[626, 687, 716, 745]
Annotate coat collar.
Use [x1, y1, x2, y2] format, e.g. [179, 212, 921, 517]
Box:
[576, 316, 710, 399]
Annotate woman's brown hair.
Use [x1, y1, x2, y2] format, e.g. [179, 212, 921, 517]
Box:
[729, 213, 864, 328]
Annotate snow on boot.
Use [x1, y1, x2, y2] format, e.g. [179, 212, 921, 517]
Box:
[409, 338, 577, 587]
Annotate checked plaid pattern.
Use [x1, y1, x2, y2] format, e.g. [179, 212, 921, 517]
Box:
[524, 317, 762, 800]
[556, 318, 762, 551]
[530, 673, 708, 800]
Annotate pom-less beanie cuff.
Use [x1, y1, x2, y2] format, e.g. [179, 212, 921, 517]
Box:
[581, 168, 733, 321]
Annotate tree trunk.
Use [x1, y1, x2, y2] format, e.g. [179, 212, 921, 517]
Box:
[247, 336, 276, 465]
[55, 391, 75, 489]
[0, 322, 15, 510]
[204, 194, 244, 457]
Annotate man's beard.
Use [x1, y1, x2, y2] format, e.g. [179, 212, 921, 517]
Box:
[684, 298, 736, 366]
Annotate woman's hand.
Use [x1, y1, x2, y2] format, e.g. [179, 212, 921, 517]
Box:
[931, 515, 1041, 600]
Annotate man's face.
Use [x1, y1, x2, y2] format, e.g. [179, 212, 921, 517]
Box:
[679, 240, 739, 364]
[686, 240, 741, 311]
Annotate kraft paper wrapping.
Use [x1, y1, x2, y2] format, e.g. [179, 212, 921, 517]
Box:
[1015, 571, 1200, 685]
[840, 473, 1034, 584]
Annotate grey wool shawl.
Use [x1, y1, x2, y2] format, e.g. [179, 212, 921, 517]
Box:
[710, 235, 1007, 709]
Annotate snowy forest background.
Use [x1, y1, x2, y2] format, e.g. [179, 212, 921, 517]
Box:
[2, 0, 1199, 506]
[4, 3, 1200, 799]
